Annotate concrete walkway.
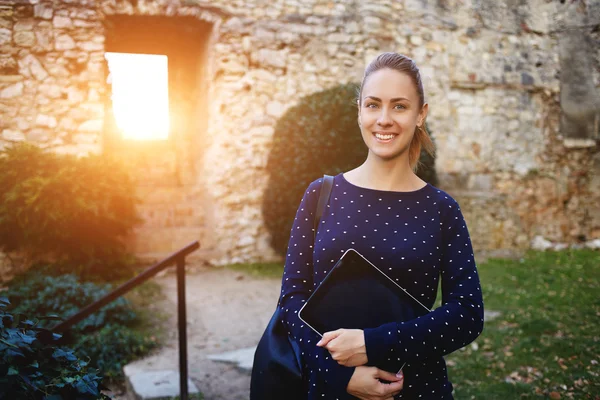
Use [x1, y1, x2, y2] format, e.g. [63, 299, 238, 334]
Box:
[119, 264, 502, 399]
[122, 265, 281, 400]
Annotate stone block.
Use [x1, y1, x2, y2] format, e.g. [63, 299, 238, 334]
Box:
[0, 6, 13, 18]
[531, 235, 553, 251]
[207, 346, 256, 371]
[35, 114, 57, 128]
[467, 174, 493, 192]
[78, 41, 104, 51]
[123, 369, 200, 400]
[0, 55, 17, 75]
[73, 19, 100, 28]
[437, 88, 544, 176]
[52, 16, 72, 28]
[26, 129, 50, 143]
[77, 119, 102, 132]
[14, 31, 35, 47]
[14, 19, 34, 31]
[469, 0, 558, 34]
[252, 48, 287, 69]
[450, 191, 527, 250]
[266, 100, 285, 118]
[449, 30, 559, 89]
[55, 34, 75, 50]
[2, 129, 25, 141]
[20, 54, 48, 81]
[0, 82, 23, 98]
[34, 3, 53, 19]
[32, 23, 53, 52]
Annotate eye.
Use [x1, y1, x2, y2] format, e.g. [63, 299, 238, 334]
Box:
[394, 104, 407, 110]
[365, 102, 378, 109]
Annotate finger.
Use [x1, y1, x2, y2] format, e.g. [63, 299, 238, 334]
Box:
[381, 380, 404, 396]
[317, 329, 341, 347]
[375, 369, 403, 382]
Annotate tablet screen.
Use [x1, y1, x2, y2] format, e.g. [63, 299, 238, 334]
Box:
[299, 249, 430, 336]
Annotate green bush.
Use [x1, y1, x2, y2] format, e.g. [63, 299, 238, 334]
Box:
[4, 272, 158, 379]
[263, 83, 438, 257]
[5, 273, 136, 332]
[0, 143, 140, 280]
[0, 297, 111, 400]
[73, 324, 157, 378]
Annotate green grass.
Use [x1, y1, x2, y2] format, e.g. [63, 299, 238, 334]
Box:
[228, 250, 600, 399]
[446, 249, 600, 399]
[229, 250, 600, 399]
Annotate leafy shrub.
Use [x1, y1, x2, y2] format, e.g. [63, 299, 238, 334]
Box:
[73, 324, 157, 378]
[5, 273, 136, 332]
[3, 272, 158, 379]
[0, 297, 111, 399]
[0, 143, 140, 280]
[263, 83, 438, 257]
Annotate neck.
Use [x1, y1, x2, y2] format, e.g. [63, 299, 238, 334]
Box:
[348, 151, 423, 192]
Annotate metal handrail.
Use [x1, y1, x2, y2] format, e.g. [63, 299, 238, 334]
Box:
[52, 240, 200, 400]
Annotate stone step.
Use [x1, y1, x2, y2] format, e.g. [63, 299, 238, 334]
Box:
[123, 366, 201, 400]
[207, 346, 257, 372]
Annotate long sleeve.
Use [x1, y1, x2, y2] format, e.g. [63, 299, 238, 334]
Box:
[363, 197, 484, 368]
[278, 178, 356, 397]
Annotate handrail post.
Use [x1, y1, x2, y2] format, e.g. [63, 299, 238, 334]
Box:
[177, 257, 189, 400]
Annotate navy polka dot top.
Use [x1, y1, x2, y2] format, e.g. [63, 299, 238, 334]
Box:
[278, 173, 484, 399]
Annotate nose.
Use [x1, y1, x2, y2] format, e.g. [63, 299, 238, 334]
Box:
[377, 108, 393, 127]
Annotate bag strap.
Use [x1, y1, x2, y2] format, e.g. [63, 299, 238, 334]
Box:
[313, 175, 334, 243]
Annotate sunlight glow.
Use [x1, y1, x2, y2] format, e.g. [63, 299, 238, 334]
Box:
[105, 52, 170, 140]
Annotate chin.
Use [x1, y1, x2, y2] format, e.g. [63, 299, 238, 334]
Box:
[368, 147, 407, 161]
[366, 141, 411, 161]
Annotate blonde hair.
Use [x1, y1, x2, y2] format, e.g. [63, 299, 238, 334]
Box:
[359, 52, 436, 172]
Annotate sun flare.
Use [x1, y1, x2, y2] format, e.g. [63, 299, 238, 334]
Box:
[105, 52, 170, 140]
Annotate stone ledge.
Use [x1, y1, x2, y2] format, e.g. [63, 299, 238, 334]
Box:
[563, 138, 597, 148]
[124, 368, 200, 400]
[207, 346, 256, 372]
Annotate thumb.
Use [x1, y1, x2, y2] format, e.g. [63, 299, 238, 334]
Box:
[317, 330, 342, 347]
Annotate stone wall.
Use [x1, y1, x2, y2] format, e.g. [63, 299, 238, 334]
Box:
[1, 0, 598, 268]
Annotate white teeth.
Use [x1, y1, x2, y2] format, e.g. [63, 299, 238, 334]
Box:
[375, 134, 395, 140]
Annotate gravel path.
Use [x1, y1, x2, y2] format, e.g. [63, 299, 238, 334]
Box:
[120, 265, 281, 400]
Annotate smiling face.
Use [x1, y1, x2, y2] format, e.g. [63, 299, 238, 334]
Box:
[358, 68, 428, 161]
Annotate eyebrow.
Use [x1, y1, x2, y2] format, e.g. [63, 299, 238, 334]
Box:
[364, 96, 410, 103]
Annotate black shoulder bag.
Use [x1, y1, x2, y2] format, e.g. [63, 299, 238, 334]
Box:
[250, 175, 334, 400]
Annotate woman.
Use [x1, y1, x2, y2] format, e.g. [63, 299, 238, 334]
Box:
[278, 52, 484, 399]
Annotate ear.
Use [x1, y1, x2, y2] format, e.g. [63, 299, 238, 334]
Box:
[357, 100, 362, 126]
[418, 103, 429, 127]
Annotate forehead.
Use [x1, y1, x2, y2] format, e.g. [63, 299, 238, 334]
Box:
[362, 68, 418, 101]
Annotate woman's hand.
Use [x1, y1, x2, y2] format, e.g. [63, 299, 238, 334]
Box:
[317, 329, 368, 367]
[346, 366, 404, 400]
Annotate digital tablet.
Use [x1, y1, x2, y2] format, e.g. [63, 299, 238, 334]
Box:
[299, 248, 431, 336]
[298, 249, 431, 372]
